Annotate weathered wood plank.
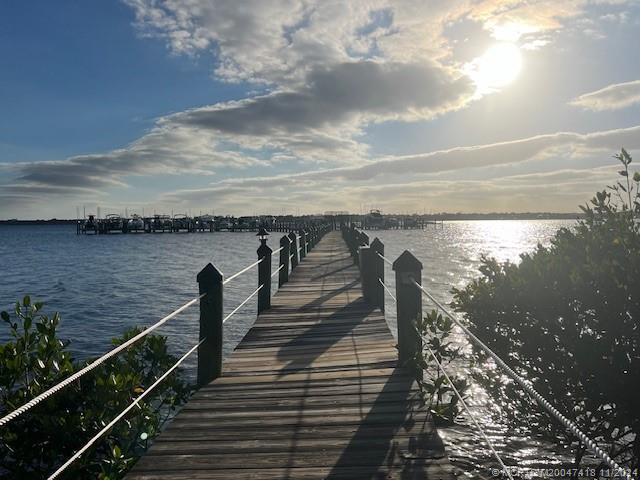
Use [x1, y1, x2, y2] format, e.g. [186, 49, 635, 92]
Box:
[126, 231, 455, 480]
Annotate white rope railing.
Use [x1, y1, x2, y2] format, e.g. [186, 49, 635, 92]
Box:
[48, 337, 205, 480]
[422, 340, 514, 480]
[223, 285, 263, 323]
[272, 246, 284, 255]
[271, 264, 285, 278]
[382, 287, 513, 477]
[378, 278, 396, 302]
[0, 293, 205, 428]
[223, 258, 263, 285]
[377, 252, 393, 266]
[411, 279, 634, 480]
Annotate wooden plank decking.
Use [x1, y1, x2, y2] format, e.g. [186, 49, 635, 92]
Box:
[127, 231, 455, 479]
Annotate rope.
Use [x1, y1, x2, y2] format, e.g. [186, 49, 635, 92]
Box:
[272, 246, 284, 255]
[0, 293, 205, 428]
[384, 287, 515, 479]
[411, 280, 634, 480]
[271, 264, 285, 278]
[223, 258, 263, 285]
[48, 337, 205, 480]
[223, 285, 263, 323]
[377, 252, 393, 266]
[421, 337, 514, 480]
[378, 278, 396, 302]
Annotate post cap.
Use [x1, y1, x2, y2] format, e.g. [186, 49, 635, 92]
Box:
[280, 234, 291, 245]
[256, 227, 270, 237]
[370, 237, 383, 251]
[197, 262, 224, 283]
[392, 250, 422, 271]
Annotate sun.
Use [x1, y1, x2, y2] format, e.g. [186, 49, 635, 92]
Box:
[466, 43, 523, 95]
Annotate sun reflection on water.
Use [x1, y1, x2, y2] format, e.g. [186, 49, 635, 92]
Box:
[368, 220, 580, 478]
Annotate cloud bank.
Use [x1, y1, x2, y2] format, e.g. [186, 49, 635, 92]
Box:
[1, 0, 635, 217]
[571, 80, 640, 111]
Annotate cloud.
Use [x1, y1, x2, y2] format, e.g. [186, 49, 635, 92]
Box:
[2, 0, 632, 218]
[4, 59, 473, 195]
[176, 61, 472, 131]
[570, 80, 640, 111]
[159, 125, 640, 212]
[8, 125, 268, 191]
[124, 0, 625, 88]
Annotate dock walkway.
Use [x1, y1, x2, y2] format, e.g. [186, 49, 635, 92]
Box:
[128, 231, 454, 479]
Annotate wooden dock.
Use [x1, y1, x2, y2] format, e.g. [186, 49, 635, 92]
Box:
[127, 231, 455, 479]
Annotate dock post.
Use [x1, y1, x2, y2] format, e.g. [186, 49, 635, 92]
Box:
[279, 235, 290, 287]
[257, 228, 272, 313]
[354, 230, 369, 266]
[359, 245, 374, 303]
[288, 231, 299, 269]
[392, 251, 423, 375]
[370, 238, 385, 312]
[197, 263, 223, 386]
[299, 229, 307, 259]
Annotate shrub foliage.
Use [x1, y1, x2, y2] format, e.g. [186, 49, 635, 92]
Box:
[452, 149, 640, 469]
[0, 297, 191, 479]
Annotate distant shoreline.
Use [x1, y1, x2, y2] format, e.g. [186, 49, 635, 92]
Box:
[0, 213, 582, 225]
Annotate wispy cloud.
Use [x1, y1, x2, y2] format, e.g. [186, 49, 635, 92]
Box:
[1, 0, 634, 217]
[159, 125, 640, 212]
[570, 80, 640, 111]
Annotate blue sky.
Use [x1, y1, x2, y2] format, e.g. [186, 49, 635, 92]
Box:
[1, 0, 640, 218]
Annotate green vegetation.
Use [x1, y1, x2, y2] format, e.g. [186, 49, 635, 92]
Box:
[414, 310, 469, 423]
[452, 149, 640, 469]
[0, 297, 191, 479]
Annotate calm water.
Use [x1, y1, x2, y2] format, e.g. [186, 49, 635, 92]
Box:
[1, 220, 581, 477]
[0, 226, 279, 365]
[366, 220, 592, 478]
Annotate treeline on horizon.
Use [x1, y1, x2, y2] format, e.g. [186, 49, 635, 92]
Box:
[0, 212, 582, 224]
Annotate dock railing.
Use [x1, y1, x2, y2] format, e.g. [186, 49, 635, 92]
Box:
[341, 222, 635, 480]
[0, 223, 331, 479]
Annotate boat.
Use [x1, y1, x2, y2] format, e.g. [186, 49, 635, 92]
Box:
[217, 217, 232, 231]
[83, 214, 98, 234]
[151, 214, 172, 232]
[104, 214, 124, 232]
[128, 214, 145, 232]
[172, 214, 191, 232]
[237, 216, 258, 230]
[194, 214, 214, 231]
[365, 209, 385, 229]
[385, 217, 399, 229]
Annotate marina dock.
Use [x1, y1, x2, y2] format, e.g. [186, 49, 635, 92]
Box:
[126, 231, 454, 479]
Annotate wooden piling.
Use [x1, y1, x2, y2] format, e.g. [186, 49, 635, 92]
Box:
[288, 231, 299, 269]
[197, 263, 223, 386]
[370, 237, 385, 312]
[257, 239, 272, 313]
[299, 229, 307, 259]
[279, 235, 290, 287]
[392, 251, 423, 374]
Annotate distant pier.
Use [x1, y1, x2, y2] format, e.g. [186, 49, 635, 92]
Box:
[75, 212, 444, 235]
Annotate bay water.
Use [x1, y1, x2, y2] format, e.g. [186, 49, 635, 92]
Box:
[0, 220, 578, 477]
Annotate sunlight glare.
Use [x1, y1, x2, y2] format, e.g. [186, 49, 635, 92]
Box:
[466, 42, 523, 95]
